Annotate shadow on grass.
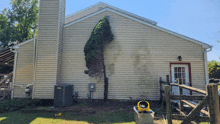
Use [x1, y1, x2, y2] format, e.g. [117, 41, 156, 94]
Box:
[0, 109, 135, 124]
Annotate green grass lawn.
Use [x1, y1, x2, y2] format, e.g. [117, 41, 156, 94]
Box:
[0, 99, 214, 124]
[0, 110, 213, 124]
[0, 110, 135, 124]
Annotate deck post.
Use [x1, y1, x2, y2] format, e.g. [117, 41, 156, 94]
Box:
[166, 75, 169, 84]
[165, 85, 172, 124]
[179, 86, 183, 111]
[207, 83, 219, 124]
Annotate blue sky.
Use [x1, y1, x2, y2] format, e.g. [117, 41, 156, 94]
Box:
[1, 0, 219, 61]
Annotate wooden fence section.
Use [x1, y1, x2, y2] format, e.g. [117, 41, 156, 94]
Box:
[0, 72, 13, 100]
[165, 83, 219, 124]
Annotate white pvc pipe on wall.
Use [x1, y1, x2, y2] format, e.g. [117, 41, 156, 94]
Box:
[10, 47, 18, 99]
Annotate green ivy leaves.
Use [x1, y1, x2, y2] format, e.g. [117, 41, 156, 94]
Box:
[84, 17, 114, 77]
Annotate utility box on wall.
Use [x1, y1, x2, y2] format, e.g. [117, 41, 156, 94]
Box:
[53, 84, 73, 107]
[89, 83, 95, 92]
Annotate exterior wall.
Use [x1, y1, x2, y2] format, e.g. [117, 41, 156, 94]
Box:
[33, 0, 66, 99]
[62, 11, 205, 100]
[13, 40, 34, 98]
[65, 4, 106, 24]
[62, 10, 206, 100]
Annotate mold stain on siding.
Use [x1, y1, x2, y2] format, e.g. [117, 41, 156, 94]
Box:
[131, 41, 156, 99]
[105, 41, 121, 77]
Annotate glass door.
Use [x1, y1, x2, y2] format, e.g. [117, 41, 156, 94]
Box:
[171, 64, 190, 95]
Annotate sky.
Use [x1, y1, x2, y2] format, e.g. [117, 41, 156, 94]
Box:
[0, 0, 219, 62]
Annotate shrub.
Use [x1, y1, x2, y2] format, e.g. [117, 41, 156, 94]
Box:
[84, 16, 114, 77]
[0, 98, 40, 113]
[208, 60, 220, 79]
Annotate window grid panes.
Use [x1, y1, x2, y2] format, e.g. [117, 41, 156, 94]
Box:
[174, 67, 186, 84]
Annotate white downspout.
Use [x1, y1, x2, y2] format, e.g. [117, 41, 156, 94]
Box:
[10, 47, 18, 99]
[25, 31, 37, 98]
[31, 31, 37, 98]
[204, 46, 213, 85]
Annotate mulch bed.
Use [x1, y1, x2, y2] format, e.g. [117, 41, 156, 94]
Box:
[21, 100, 164, 117]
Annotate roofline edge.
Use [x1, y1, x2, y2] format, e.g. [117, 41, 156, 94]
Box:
[64, 8, 211, 48]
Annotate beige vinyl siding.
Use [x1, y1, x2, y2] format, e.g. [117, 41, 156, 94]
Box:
[65, 3, 156, 25]
[62, 10, 206, 100]
[191, 61, 206, 91]
[65, 4, 106, 24]
[13, 40, 34, 98]
[33, 0, 65, 99]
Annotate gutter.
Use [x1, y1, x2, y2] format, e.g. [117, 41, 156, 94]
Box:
[10, 47, 18, 99]
[204, 45, 213, 85]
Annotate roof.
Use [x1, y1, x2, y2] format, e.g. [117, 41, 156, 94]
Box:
[12, 38, 36, 49]
[0, 38, 36, 67]
[64, 7, 212, 49]
[17, 2, 212, 49]
[65, 2, 157, 25]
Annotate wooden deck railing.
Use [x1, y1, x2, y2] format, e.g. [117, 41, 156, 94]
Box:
[0, 72, 13, 100]
[165, 83, 219, 124]
[0, 72, 13, 85]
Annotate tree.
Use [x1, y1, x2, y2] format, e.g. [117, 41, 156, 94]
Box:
[208, 60, 220, 79]
[9, 0, 38, 42]
[84, 17, 114, 102]
[0, 0, 38, 48]
[0, 0, 38, 74]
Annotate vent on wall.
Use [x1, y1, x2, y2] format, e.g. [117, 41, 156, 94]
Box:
[53, 84, 74, 106]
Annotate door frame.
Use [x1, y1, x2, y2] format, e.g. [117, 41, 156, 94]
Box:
[170, 63, 192, 94]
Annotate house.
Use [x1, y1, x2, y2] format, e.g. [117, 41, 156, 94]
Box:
[10, 0, 212, 100]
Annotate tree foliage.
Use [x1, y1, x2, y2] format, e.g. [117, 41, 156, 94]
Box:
[0, 0, 38, 48]
[0, 0, 38, 74]
[208, 60, 220, 79]
[84, 17, 114, 77]
[0, 10, 16, 48]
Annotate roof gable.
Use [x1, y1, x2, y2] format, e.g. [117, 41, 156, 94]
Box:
[65, 2, 157, 25]
[64, 8, 211, 49]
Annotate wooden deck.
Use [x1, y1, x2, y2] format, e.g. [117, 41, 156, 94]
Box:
[0, 72, 12, 100]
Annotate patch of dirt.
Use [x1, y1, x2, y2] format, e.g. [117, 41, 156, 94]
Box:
[49, 100, 165, 117]
[23, 100, 165, 119]
[53, 100, 136, 116]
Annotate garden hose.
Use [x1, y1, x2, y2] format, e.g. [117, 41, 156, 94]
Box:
[154, 99, 165, 115]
